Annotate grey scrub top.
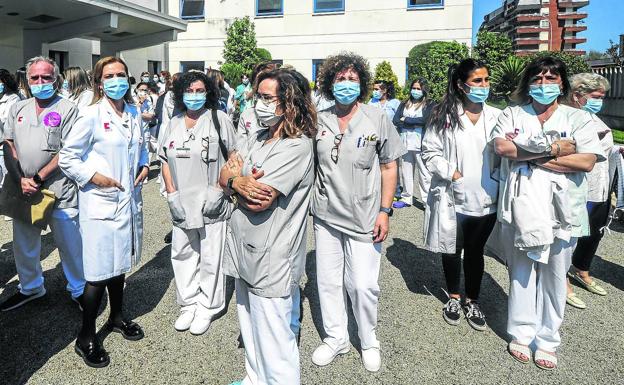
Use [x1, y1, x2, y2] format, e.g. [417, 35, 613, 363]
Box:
[311, 103, 406, 242]
[159, 109, 237, 228]
[4, 95, 79, 208]
[224, 130, 314, 298]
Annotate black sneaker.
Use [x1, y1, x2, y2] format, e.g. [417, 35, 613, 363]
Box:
[443, 298, 462, 325]
[463, 301, 487, 331]
[164, 231, 172, 244]
[0, 289, 46, 312]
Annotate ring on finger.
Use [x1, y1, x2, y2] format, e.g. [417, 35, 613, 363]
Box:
[250, 191, 255, 199]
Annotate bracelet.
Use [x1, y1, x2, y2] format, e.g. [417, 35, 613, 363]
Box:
[227, 175, 238, 191]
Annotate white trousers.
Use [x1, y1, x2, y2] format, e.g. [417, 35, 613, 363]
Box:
[237, 279, 300, 385]
[401, 150, 430, 202]
[507, 237, 576, 351]
[313, 218, 382, 350]
[170, 221, 226, 315]
[13, 207, 85, 298]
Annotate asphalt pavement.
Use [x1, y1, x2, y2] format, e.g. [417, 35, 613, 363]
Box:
[1, 174, 623, 385]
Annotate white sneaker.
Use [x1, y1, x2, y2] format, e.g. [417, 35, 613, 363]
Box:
[311, 342, 350, 366]
[361, 347, 381, 372]
[189, 309, 212, 335]
[174, 309, 196, 331]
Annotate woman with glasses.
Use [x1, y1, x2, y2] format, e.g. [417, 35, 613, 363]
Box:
[159, 71, 236, 335]
[60, 56, 149, 368]
[219, 68, 315, 385]
[310, 52, 405, 372]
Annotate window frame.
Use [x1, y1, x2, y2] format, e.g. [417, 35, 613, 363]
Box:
[179, 0, 205, 20]
[255, 0, 284, 17]
[312, 59, 325, 82]
[313, 0, 345, 14]
[407, 0, 444, 10]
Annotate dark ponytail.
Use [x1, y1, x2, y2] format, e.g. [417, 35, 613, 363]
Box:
[427, 58, 488, 132]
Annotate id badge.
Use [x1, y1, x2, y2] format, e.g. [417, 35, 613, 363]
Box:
[176, 147, 190, 158]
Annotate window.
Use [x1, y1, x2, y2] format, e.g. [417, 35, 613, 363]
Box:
[314, 0, 345, 13]
[148, 61, 162, 76]
[312, 59, 325, 81]
[256, 0, 283, 16]
[407, 0, 443, 9]
[180, 0, 204, 20]
[180, 61, 205, 73]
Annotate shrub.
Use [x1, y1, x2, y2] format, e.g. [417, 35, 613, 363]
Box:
[222, 16, 260, 71]
[220, 62, 246, 88]
[490, 56, 527, 102]
[373, 61, 405, 100]
[256, 48, 272, 62]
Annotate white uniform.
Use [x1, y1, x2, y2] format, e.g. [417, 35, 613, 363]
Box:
[311, 104, 405, 351]
[68, 90, 94, 109]
[159, 109, 236, 317]
[224, 130, 314, 385]
[3, 95, 85, 298]
[59, 100, 149, 282]
[398, 103, 430, 202]
[490, 104, 604, 351]
[0, 92, 22, 187]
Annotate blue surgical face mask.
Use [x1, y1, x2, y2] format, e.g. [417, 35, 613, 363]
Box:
[103, 77, 129, 100]
[0, 83, 4, 94]
[372, 90, 382, 100]
[141, 76, 150, 83]
[183, 92, 206, 111]
[411, 89, 423, 100]
[582, 98, 603, 114]
[465, 84, 490, 104]
[30, 82, 56, 100]
[333, 81, 360, 106]
[62, 80, 69, 92]
[529, 84, 561, 105]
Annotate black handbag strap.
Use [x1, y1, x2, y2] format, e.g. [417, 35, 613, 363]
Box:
[211, 109, 229, 160]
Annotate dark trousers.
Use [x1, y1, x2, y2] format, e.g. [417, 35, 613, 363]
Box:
[572, 200, 611, 272]
[442, 213, 497, 301]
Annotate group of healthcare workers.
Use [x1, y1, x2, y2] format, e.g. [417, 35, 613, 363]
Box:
[0, 50, 622, 381]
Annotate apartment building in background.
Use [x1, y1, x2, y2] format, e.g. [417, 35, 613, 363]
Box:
[0, 0, 186, 78]
[480, 0, 589, 56]
[168, 0, 474, 85]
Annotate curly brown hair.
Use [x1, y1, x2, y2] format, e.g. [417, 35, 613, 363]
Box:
[255, 68, 317, 139]
[317, 52, 371, 102]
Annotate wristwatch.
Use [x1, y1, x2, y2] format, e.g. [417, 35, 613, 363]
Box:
[380, 207, 393, 217]
[33, 173, 43, 184]
[227, 176, 238, 190]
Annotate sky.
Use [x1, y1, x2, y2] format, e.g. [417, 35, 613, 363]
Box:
[472, 0, 624, 53]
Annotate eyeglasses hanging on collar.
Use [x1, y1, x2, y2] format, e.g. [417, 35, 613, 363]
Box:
[330, 134, 344, 164]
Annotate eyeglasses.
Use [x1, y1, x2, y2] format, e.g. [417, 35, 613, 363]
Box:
[201, 136, 213, 164]
[255, 93, 278, 104]
[330, 134, 344, 164]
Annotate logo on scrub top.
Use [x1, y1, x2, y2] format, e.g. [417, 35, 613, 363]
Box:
[17, 116, 23, 123]
[169, 141, 175, 149]
[321, 130, 327, 136]
[104, 122, 111, 132]
[245, 121, 251, 129]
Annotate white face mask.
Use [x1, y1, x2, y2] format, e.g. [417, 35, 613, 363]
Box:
[254, 98, 282, 127]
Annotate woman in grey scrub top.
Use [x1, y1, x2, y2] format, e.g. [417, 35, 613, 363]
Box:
[310, 53, 406, 373]
[159, 71, 237, 335]
[219, 68, 316, 385]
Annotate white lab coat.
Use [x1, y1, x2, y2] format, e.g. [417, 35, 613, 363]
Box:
[59, 99, 149, 281]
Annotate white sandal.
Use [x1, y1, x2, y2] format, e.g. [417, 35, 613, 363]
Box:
[508, 341, 531, 364]
[534, 349, 557, 370]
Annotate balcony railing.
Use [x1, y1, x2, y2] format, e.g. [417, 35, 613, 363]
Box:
[558, 12, 588, 20]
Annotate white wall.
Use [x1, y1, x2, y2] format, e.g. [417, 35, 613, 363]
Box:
[168, 0, 474, 85]
[0, 24, 24, 70]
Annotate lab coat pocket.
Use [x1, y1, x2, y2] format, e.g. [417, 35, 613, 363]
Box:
[451, 178, 466, 206]
[167, 191, 186, 225]
[352, 192, 377, 234]
[354, 141, 377, 169]
[203, 137, 219, 163]
[239, 243, 270, 288]
[41, 125, 62, 152]
[202, 185, 227, 218]
[87, 188, 119, 220]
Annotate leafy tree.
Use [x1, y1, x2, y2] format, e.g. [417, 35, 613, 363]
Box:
[407, 41, 470, 101]
[220, 62, 246, 88]
[222, 16, 260, 71]
[606, 39, 623, 67]
[526, 50, 591, 75]
[490, 56, 526, 101]
[255, 48, 272, 63]
[585, 50, 607, 61]
[373, 61, 405, 100]
[474, 30, 513, 70]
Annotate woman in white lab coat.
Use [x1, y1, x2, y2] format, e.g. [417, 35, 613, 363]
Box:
[63, 66, 94, 109]
[59, 56, 149, 369]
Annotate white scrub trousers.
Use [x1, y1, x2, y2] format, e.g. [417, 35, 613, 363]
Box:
[313, 218, 382, 351]
[13, 207, 85, 298]
[507, 237, 577, 352]
[236, 279, 300, 385]
[171, 221, 226, 315]
[401, 150, 430, 202]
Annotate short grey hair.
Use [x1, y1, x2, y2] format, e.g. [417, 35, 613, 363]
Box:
[25, 56, 60, 79]
[570, 72, 611, 95]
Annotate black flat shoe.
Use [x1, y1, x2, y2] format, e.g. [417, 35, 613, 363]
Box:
[106, 319, 144, 341]
[74, 339, 110, 368]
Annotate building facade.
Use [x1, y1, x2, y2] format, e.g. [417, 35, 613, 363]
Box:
[167, 0, 474, 85]
[0, 0, 186, 79]
[481, 0, 588, 56]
